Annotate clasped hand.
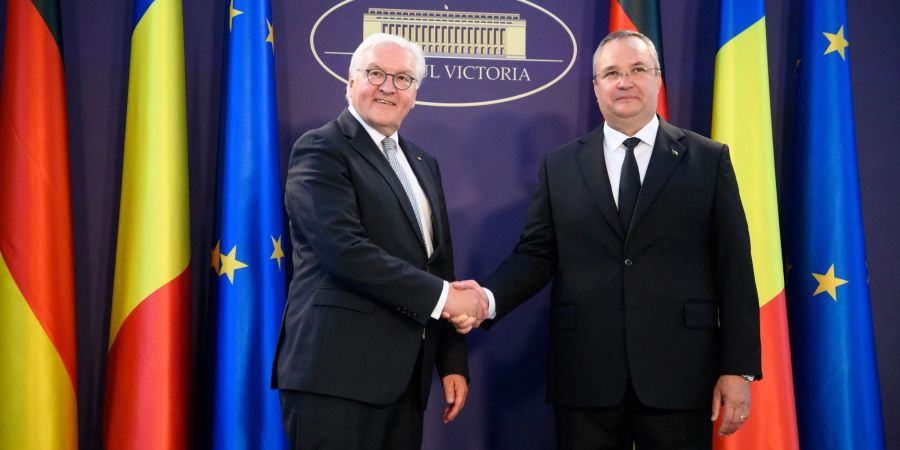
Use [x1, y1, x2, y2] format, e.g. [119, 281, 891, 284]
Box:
[441, 280, 488, 334]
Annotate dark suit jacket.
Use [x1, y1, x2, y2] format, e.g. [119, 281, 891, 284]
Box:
[272, 109, 467, 409]
[485, 119, 761, 410]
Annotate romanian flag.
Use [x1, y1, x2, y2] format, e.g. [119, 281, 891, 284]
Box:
[608, 0, 669, 120]
[103, 0, 191, 447]
[785, 0, 885, 447]
[208, 0, 287, 448]
[711, 0, 799, 447]
[0, 0, 78, 448]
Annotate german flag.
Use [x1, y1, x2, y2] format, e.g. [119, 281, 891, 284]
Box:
[103, 0, 191, 447]
[712, 0, 800, 447]
[0, 0, 78, 448]
[608, 0, 669, 120]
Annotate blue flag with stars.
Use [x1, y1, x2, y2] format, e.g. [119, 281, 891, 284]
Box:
[785, 0, 885, 448]
[209, 0, 287, 448]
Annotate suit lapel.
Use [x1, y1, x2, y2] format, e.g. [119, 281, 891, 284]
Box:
[629, 120, 687, 235]
[575, 127, 626, 241]
[338, 110, 427, 250]
[399, 136, 443, 255]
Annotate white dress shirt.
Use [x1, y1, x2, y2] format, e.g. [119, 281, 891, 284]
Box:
[603, 116, 659, 205]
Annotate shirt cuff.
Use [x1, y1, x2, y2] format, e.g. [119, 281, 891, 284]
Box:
[431, 281, 450, 319]
[483, 287, 497, 319]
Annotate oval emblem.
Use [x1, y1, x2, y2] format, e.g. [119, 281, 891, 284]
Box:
[310, 0, 577, 107]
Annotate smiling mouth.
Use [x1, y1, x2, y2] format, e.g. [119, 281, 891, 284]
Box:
[374, 99, 396, 106]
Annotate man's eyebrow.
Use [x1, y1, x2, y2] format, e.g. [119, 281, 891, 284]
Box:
[365, 63, 414, 74]
[600, 61, 651, 70]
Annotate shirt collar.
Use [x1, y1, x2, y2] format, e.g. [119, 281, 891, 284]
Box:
[348, 104, 399, 152]
[603, 115, 659, 151]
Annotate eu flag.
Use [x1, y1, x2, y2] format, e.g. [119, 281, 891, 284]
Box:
[785, 0, 885, 448]
[209, 0, 287, 448]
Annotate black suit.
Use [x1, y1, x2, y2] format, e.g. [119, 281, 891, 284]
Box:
[485, 119, 760, 413]
[273, 110, 467, 446]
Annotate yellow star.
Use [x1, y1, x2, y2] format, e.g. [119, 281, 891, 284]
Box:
[229, 0, 243, 31]
[811, 264, 849, 301]
[211, 240, 221, 274]
[219, 244, 249, 284]
[266, 19, 274, 52]
[823, 26, 849, 60]
[270, 235, 285, 270]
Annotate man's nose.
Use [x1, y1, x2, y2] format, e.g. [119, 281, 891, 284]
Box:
[617, 74, 635, 88]
[379, 76, 397, 94]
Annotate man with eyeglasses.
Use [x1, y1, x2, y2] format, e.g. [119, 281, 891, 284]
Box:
[273, 33, 480, 449]
[452, 30, 761, 448]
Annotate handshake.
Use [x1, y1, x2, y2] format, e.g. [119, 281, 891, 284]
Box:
[440, 280, 489, 334]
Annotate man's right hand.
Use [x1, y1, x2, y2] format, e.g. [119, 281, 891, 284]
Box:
[441, 281, 488, 334]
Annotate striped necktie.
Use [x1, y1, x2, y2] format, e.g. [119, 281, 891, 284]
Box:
[382, 137, 424, 239]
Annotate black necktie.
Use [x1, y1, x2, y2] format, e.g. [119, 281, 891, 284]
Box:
[618, 137, 642, 232]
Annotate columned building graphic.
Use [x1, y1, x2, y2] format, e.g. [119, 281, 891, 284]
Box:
[363, 8, 527, 59]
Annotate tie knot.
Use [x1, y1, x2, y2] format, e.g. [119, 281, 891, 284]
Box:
[382, 137, 397, 154]
[623, 137, 641, 151]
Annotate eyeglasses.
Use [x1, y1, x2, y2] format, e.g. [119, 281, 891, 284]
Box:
[593, 66, 660, 82]
[359, 68, 417, 90]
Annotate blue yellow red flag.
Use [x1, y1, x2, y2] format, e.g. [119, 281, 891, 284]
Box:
[208, 0, 287, 448]
[785, 0, 885, 448]
[103, 0, 192, 447]
[711, 0, 799, 447]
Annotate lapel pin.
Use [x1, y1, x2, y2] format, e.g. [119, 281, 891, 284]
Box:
[416, 155, 423, 161]
[671, 147, 680, 156]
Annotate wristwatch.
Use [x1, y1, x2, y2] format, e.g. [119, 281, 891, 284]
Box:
[740, 374, 756, 383]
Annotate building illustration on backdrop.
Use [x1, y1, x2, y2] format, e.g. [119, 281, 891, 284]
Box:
[363, 8, 527, 59]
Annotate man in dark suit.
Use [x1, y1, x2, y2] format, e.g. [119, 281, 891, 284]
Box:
[273, 33, 483, 449]
[453, 30, 761, 448]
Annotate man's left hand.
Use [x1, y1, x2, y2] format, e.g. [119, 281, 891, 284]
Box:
[441, 374, 469, 423]
[710, 375, 751, 436]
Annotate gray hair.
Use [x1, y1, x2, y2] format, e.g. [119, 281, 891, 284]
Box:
[592, 30, 661, 76]
[346, 33, 427, 100]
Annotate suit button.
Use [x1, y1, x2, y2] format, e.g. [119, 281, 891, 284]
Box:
[624, 259, 633, 266]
